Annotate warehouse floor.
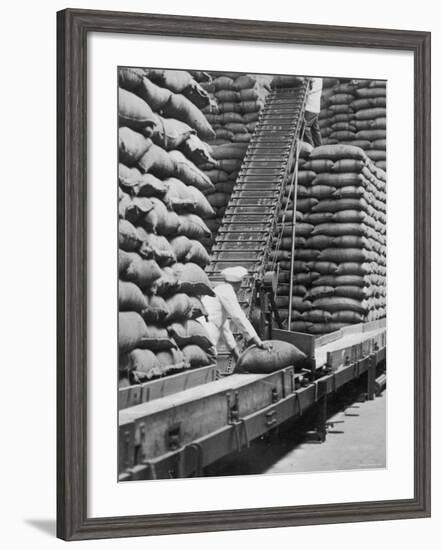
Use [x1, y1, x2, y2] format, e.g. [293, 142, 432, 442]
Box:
[205, 386, 386, 477]
[266, 390, 386, 474]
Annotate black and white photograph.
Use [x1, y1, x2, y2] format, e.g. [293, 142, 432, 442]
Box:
[117, 68, 387, 481]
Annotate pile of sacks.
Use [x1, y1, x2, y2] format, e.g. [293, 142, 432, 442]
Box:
[193, 72, 273, 248]
[319, 79, 386, 171]
[118, 67, 219, 386]
[272, 143, 386, 335]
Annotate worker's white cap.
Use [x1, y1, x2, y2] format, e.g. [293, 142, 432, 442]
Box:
[221, 266, 248, 283]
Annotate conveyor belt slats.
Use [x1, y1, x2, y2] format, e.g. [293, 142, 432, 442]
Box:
[206, 82, 309, 319]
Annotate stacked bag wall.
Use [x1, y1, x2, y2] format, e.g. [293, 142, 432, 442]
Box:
[118, 67, 219, 386]
[272, 143, 386, 336]
[319, 78, 386, 171]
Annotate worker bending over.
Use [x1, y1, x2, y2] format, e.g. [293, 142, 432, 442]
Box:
[198, 266, 271, 360]
[304, 77, 323, 147]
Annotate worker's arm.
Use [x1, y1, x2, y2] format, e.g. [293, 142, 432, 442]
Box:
[220, 318, 237, 351]
[216, 284, 263, 347]
[220, 319, 240, 358]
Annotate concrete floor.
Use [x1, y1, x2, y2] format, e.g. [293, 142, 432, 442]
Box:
[266, 391, 386, 474]
[205, 387, 386, 477]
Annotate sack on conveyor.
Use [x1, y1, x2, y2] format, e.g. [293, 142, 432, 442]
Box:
[234, 340, 307, 374]
[155, 348, 190, 375]
[119, 281, 148, 312]
[118, 88, 157, 132]
[181, 345, 215, 368]
[119, 127, 152, 165]
[172, 262, 214, 296]
[119, 164, 168, 198]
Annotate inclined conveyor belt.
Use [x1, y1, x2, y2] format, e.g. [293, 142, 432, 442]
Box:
[206, 81, 309, 320]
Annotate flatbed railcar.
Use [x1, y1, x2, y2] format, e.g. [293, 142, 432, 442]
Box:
[118, 320, 386, 481]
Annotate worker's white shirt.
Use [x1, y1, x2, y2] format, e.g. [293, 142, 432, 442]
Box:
[198, 283, 260, 351]
[305, 77, 323, 114]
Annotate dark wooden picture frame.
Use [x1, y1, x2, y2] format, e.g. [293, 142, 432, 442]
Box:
[57, 8, 431, 541]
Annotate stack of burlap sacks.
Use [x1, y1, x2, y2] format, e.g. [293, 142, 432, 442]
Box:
[193, 73, 273, 248]
[117, 68, 220, 386]
[273, 143, 386, 335]
[319, 79, 386, 170]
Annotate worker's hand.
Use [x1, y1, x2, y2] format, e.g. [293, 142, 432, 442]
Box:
[231, 346, 241, 360]
[256, 340, 273, 352]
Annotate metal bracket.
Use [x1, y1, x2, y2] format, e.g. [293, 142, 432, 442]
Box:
[187, 442, 204, 477]
[226, 391, 240, 424]
[166, 423, 182, 452]
[266, 409, 277, 427]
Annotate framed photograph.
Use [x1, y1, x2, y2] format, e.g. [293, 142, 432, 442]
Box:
[57, 8, 431, 541]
